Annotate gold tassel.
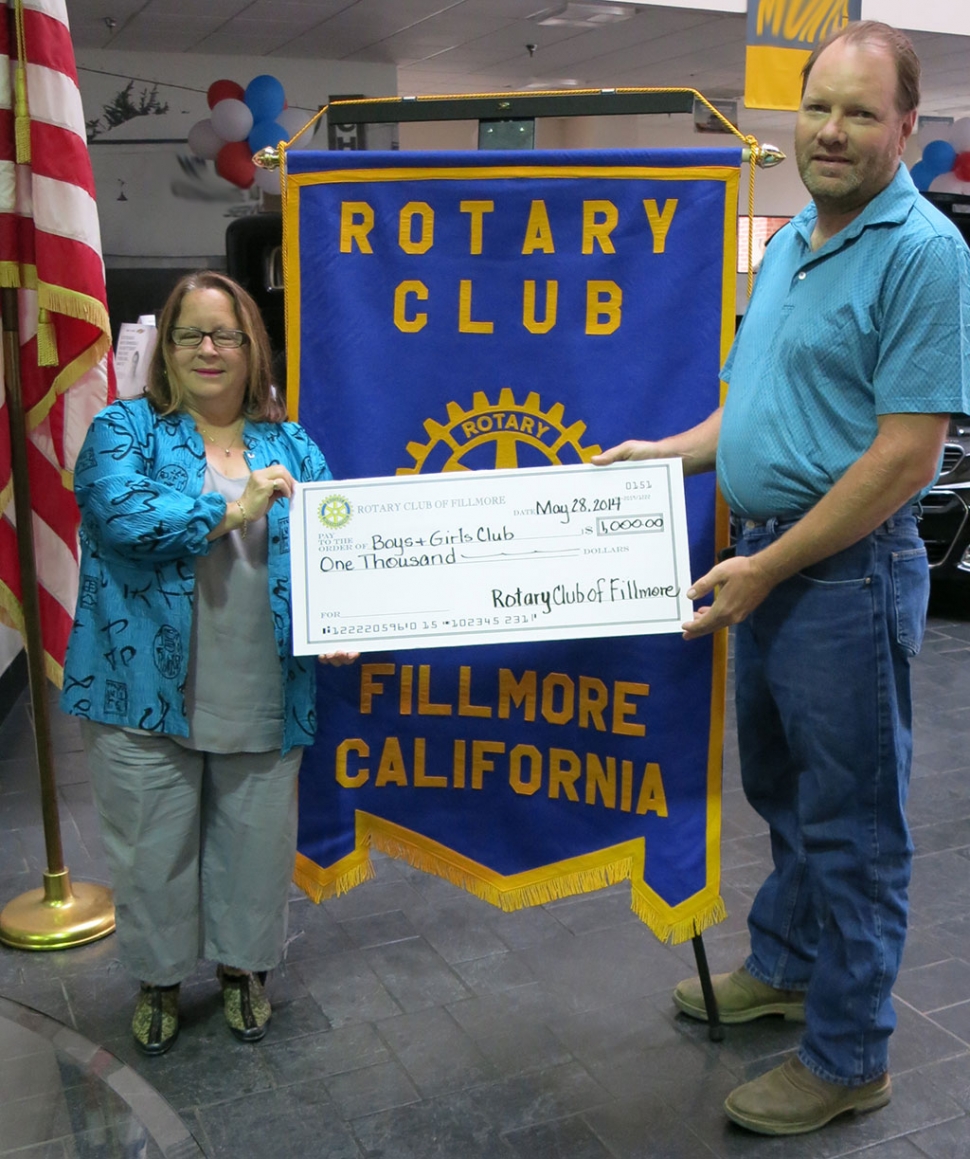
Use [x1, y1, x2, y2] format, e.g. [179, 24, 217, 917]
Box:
[13, 2, 30, 164]
[36, 307, 58, 365]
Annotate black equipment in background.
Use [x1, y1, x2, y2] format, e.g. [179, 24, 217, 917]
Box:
[225, 213, 285, 374]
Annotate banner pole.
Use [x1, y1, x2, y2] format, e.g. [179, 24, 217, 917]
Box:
[0, 287, 114, 950]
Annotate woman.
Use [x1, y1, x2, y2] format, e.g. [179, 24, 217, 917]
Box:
[61, 271, 353, 1055]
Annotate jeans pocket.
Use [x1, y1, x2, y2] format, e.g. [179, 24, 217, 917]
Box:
[890, 546, 929, 656]
[796, 536, 874, 585]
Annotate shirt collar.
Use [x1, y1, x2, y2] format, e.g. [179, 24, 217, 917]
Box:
[790, 162, 918, 252]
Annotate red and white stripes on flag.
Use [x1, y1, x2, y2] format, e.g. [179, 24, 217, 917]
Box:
[0, 0, 113, 684]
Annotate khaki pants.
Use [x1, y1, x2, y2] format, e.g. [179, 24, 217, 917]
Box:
[82, 722, 302, 985]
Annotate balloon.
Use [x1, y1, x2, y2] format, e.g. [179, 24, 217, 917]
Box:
[955, 151, 970, 184]
[187, 118, 223, 160]
[278, 106, 316, 148]
[909, 161, 932, 192]
[215, 140, 256, 188]
[928, 171, 970, 195]
[207, 79, 245, 109]
[921, 139, 957, 178]
[244, 75, 286, 122]
[253, 167, 281, 195]
[210, 98, 253, 143]
[948, 116, 970, 154]
[248, 118, 287, 154]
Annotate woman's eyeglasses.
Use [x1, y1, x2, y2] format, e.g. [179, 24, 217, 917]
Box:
[170, 327, 249, 348]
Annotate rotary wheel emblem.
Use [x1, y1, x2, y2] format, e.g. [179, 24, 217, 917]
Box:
[318, 495, 352, 528]
[397, 388, 601, 475]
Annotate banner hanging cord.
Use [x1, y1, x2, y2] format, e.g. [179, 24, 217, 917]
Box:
[262, 88, 782, 318]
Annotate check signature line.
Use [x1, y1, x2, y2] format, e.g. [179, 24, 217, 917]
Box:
[340, 610, 449, 620]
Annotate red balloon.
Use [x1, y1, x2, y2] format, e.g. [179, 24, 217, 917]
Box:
[215, 140, 256, 188]
[954, 151, 970, 183]
[207, 79, 245, 110]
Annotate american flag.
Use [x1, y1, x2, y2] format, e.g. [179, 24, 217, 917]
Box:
[0, 0, 113, 684]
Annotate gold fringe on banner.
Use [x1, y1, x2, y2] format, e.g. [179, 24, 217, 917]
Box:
[293, 848, 375, 902]
[631, 886, 728, 944]
[292, 813, 726, 944]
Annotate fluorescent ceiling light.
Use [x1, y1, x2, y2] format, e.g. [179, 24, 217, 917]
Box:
[537, 4, 637, 27]
[522, 78, 583, 88]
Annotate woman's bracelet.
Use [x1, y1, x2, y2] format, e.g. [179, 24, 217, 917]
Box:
[235, 498, 249, 540]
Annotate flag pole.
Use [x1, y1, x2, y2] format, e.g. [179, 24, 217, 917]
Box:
[0, 288, 114, 950]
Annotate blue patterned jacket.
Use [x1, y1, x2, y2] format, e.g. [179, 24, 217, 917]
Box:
[60, 398, 331, 753]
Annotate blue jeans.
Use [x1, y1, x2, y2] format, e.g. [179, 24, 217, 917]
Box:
[733, 510, 929, 1086]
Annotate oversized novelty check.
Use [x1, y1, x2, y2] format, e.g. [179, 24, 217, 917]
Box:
[290, 461, 694, 653]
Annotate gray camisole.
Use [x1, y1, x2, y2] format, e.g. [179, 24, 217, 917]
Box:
[178, 463, 284, 753]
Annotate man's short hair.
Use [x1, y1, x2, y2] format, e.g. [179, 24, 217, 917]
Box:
[800, 20, 920, 115]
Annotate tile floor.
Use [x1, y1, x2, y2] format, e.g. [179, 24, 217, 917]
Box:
[1, 594, 968, 1158]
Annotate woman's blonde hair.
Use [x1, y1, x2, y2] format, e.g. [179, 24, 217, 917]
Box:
[145, 270, 286, 422]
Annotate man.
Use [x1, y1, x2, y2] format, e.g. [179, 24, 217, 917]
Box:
[594, 21, 970, 1137]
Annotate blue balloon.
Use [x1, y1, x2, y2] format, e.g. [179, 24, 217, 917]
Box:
[244, 74, 285, 122]
[248, 118, 287, 154]
[921, 139, 957, 178]
[909, 161, 932, 192]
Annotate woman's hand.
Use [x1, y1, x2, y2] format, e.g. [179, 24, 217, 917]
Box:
[210, 466, 297, 541]
[239, 466, 296, 521]
[318, 651, 359, 665]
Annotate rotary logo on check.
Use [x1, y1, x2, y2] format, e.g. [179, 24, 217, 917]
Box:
[317, 495, 352, 528]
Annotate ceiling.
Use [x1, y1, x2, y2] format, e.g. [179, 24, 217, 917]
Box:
[69, 0, 970, 120]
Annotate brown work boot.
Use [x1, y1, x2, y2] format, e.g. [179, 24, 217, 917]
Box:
[724, 1056, 891, 1135]
[673, 966, 805, 1024]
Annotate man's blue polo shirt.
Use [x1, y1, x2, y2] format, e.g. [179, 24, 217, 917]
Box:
[717, 164, 970, 522]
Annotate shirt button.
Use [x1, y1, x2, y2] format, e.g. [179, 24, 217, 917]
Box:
[797, 271, 806, 280]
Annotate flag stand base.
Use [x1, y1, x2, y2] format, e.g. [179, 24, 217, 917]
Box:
[0, 869, 115, 950]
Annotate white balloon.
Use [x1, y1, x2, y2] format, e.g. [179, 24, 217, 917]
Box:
[948, 116, 970, 154]
[928, 171, 970, 194]
[253, 166, 281, 194]
[277, 106, 317, 150]
[210, 98, 254, 143]
[187, 118, 223, 160]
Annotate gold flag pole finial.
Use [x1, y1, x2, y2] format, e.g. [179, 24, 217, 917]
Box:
[748, 141, 787, 168]
[254, 146, 281, 171]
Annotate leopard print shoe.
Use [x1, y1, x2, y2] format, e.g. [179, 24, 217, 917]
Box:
[218, 967, 271, 1042]
[132, 983, 180, 1056]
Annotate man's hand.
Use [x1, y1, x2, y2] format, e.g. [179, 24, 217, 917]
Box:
[591, 439, 667, 465]
[681, 555, 775, 640]
[590, 409, 722, 476]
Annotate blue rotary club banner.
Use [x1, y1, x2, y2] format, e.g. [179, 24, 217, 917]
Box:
[284, 148, 739, 942]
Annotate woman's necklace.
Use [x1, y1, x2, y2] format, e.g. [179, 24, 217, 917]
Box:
[196, 418, 244, 457]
